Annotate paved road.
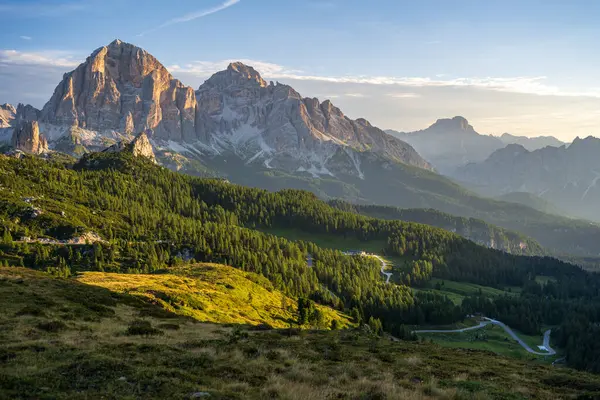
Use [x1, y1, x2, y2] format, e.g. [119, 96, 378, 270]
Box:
[372, 255, 392, 284]
[414, 317, 556, 356]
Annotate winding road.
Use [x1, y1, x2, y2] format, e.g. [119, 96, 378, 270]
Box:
[414, 317, 556, 356]
[372, 255, 392, 284]
[366, 253, 556, 357]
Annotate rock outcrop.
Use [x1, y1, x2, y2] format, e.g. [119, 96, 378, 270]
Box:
[104, 131, 156, 163]
[40, 39, 198, 142]
[11, 121, 48, 154]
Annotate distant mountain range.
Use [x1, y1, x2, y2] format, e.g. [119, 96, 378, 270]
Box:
[2, 39, 600, 257]
[499, 133, 565, 151]
[386, 117, 566, 174]
[455, 138, 600, 222]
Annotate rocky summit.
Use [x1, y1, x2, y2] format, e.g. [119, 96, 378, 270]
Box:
[194, 62, 432, 175]
[40, 39, 197, 143]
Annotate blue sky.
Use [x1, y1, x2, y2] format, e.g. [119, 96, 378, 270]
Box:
[2, 0, 600, 140]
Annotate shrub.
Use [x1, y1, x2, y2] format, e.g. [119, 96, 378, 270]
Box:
[37, 320, 67, 332]
[158, 323, 181, 331]
[125, 320, 163, 336]
[15, 305, 46, 317]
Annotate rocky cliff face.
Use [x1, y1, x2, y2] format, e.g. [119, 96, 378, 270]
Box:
[11, 121, 48, 154]
[40, 39, 197, 142]
[195, 62, 431, 175]
[455, 137, 600, 222]
[104, 131, 156, 163]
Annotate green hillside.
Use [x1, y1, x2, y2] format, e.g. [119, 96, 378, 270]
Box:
[3, 150, 600, 373]
[328, 200, 544, 256]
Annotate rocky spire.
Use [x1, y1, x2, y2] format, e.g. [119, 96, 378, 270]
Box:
[11, 121, 48, 154]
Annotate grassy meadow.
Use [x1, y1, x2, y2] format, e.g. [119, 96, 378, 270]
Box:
[1, 267, 599, 399]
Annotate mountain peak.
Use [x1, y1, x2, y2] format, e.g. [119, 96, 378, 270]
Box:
[223, 62, 268, 87]
[109, 38, 124, 47]
[430, 116, 474, 132]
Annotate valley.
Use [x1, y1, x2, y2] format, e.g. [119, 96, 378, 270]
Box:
[0, 30, 599, 399]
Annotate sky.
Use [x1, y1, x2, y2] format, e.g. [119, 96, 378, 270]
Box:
[1, 0, 600, 141]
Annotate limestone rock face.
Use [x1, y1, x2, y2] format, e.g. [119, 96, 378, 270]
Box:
[11, 121, 48, 154]
[104, 131, 156, 163]
[195, 62, 432, 175]
[40, 39, 197, 142]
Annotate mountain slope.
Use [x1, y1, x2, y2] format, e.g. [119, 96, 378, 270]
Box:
[456, 138, 600, 222]
[328, 200, 544, 255]
[495, 192, 564, 216]
[78, 263, 351, 328]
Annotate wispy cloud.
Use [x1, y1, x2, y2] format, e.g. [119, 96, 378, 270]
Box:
[0, 50, 80, 68]
[170, 59, 600, 99]
[388, 92, 420, 99]
[344, 93, 368, 98]
[138, 0, 241, 37]
[19, 36, 32, 41]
